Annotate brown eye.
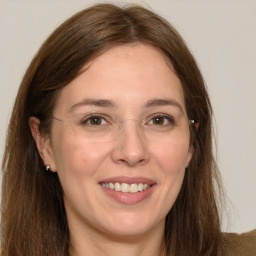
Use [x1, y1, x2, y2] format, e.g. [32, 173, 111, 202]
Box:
[89, 116, 103, 125]
[81, 116, 108, 126]
[152, 116, 165, 125]
[147, 115, 175, 127]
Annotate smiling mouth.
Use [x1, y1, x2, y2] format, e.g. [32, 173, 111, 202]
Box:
[100, 182, 152, 193]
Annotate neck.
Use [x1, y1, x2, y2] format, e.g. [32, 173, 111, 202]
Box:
[69, 220, 166, 256]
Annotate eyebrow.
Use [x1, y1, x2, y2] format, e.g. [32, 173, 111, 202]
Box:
[69, 98, 116, 112]
[144, 98, 184, 113]
[68, 98, 184, 113]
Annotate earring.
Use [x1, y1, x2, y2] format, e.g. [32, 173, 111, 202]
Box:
[45, 165, 52, 172]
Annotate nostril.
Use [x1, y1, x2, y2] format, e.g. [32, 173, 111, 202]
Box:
[115, 153, 148, 167]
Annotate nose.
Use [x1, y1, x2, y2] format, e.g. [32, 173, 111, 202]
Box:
[111, 120, 150, 167]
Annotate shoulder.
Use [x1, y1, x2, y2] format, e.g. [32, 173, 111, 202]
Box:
[221, 229, 256, 256]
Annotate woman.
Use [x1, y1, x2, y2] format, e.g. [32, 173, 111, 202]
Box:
[1, 3, 255, 256]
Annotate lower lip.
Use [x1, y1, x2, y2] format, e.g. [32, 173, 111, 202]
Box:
[100, 185, 156, 205]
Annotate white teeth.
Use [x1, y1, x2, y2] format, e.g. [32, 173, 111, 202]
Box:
[121, 183, 130, 193]
[101, 182, 151, 193]
[129, 183, 138, 193]
[114, 182, 121, 191]
[138, 183, 144, 192]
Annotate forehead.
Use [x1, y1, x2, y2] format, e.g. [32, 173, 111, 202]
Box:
[54, 43, 185, 114]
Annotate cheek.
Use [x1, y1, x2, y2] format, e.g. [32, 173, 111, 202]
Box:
[153, 140, 190, 176]
[51, 129, 111, 179]
[151, 140, 190, 209]
[159, 148, 187, 196]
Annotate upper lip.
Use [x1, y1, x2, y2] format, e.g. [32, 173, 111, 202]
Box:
[99, 176, 156, 185]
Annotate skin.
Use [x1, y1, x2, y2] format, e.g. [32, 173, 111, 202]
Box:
[30, 43, 193, 256]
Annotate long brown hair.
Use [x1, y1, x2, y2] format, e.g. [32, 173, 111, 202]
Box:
[1, 3, 223, 256]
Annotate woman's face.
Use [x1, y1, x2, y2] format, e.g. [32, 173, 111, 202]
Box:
[42, 44, 193, 238]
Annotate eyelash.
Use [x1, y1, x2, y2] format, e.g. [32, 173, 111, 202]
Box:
[147, 114, 175, 126]
[80, 113, 176, 127]
[80, 115, 109, 126]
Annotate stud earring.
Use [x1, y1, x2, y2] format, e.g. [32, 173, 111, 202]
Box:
[45, 165, 52, 172]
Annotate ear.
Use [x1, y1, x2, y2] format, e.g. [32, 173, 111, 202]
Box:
[29, 117, 57, 172]
[186, 120, 199, 168]
[194, 121, 199, 131]
[185, 145, 194, 168]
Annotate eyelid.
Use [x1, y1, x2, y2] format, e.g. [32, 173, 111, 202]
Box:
[145, 113, 175, 125]
[80, 113, 112, 125]
[146, 113, 175, 120]
[78, 112, 176, 125]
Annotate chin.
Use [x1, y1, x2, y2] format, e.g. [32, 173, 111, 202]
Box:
[100, 211, 163, 238]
